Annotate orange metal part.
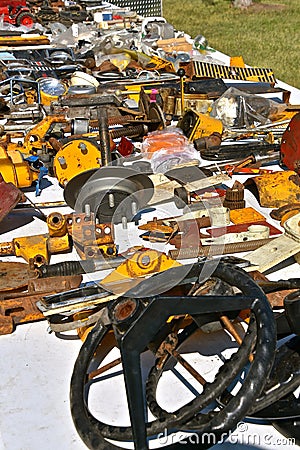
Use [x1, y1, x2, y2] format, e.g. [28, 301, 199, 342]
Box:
[229, 207, 266, 224]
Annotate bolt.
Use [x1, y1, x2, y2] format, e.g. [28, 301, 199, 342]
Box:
[109, 194, 115, 208]
[113, 299, 137, 322]
[84, 204, 91, 219]
[141, 255, 151, 266]
[58, 156, 67, 168]
[131, 201, 137, 216]
[122, 216, 128, 230]
[110, 124, 148, 140]
[78, 142, 88, 154]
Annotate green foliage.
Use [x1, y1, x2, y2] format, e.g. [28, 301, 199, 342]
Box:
[162, 0, 300, 89]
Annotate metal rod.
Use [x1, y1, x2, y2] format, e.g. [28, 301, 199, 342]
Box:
[88, 357, 122, 380]
[97, 107, 111, 166]
[168, 348, 206, 385]
[220, 315, 254, 362]
[169, 237, 275, 260]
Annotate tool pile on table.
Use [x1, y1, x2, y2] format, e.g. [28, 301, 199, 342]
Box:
[0, 1, 299, 449]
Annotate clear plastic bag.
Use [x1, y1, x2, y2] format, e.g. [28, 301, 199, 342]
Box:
[142, 127, 200, 173]
[211, 87, 284, 129]
[142, 127, 188, 155]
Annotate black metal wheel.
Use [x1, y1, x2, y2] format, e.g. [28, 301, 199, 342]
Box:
[70, 262, 276, 449]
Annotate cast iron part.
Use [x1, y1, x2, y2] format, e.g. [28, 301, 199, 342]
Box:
[64, 166, 154, 224]
[70, 262, 276, 449]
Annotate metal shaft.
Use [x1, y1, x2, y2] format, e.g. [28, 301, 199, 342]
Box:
[169, 237, 274, 259]
[168, 348, 206, 385]
[98, 107, 111, 167]
[110, 124, 148, 139]
[38, 256, 126, 277]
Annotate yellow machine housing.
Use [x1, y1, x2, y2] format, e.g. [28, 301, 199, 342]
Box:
[178, 109, 223, 141]
[0, 146, 39, 187]
[0, 115, 68, 188]
[53, 138, 102, 186]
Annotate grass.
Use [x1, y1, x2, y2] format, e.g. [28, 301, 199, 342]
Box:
[162, 0, 300, 90]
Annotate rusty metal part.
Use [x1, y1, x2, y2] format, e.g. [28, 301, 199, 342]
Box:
[110, 124, 148, 140]
[47, 212, 68, 237]
[22, 114, 67, 155]
[0, 261, 35, 291]
[15, 200, 67, 210]
[0, 274, 82, 335]
[88, 357, 122, 380]
[141, 215, 211, 245]
[66, 212, 117, 259]
[98, 107, 111, 167]
[113, 298, 139, 323]
[171, 221, 281, 250]
[168, 237, 274, 259]
[220, 315, 253, 362]
[155, 330, 207, 384]
[193, 132, 222, 152]
[270, 203, 300, 221]
[138, 221, 175, 235]
[108, 115, 135, 126]
[280, 112, 300, 172]
[223, 181, 245, 210]
[0, 174, 24, 222]
[56, 93, 122, 109]
[245, 170, 300, 208]
[251, 271, 300, 308]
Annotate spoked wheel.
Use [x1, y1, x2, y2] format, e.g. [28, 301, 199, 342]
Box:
[70, 262, 276, 449]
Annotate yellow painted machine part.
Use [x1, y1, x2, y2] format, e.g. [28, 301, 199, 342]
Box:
[230, 56, 245, 68]
[230, 207, 266, 225]
[250, 170, 300, 208]
[1, 115, 68, 158]
[101, 249, 181, 295]
[12, 232, 70, 265]
[0, 146, 39, 188]
[40, 91, 59, 106]
[189, 113, 223, 141]
[0, 114, 67, 189]
[53, 138, 101, 186]
[13, 235, 49, 265]
[23, 115, 68, 149]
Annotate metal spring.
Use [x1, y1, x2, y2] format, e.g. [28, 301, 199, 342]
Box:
[169, 237, 274, 260]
